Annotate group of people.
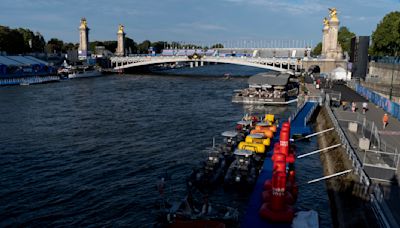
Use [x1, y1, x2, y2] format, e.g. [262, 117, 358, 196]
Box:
[341, 101, 368, 113]
[238, 88, 286, 99]
[341, 101, 390, 129]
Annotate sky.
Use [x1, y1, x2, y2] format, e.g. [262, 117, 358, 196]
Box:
[0, 0, 399, 47]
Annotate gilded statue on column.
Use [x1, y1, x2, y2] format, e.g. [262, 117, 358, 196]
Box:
[80, 18, 87, 28]
[323, 17, 329, 28]
[328, 8, 338, 21]
[118, 24, 124, 33]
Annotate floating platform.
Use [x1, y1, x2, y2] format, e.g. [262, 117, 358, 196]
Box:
[241, 101, 318, 228]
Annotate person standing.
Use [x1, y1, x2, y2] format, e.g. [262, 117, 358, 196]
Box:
[362, 102, 368, 114]
[342, 101, 347, 110]
[383, 113, 389, 129]
[351, 102, 357, 113]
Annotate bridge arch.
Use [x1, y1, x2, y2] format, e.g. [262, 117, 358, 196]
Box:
[110, 56, 300, 75]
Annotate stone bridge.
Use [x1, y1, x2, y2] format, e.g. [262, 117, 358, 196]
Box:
[110, 56, 302, 75]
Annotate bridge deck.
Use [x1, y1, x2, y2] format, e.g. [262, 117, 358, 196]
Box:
[241, 102, 317, 228]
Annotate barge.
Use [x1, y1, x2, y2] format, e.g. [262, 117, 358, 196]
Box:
[232, 72, 299, 105]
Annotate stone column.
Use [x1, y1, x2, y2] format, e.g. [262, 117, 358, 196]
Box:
[326, 8, 342, 60]
[116, 25, 126, 56]
[78, 18, 89, 60]
[327, 19, 339, 59]
[322, 19, 329, 57]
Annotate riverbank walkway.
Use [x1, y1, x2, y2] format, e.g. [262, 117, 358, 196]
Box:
[306, 79, 400, 226]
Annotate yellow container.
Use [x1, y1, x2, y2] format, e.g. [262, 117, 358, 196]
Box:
[245, 136, 271, 146]
[238, 142, 266, 154]
[250, 129, 274, 139]
[264, 114, 275, 123]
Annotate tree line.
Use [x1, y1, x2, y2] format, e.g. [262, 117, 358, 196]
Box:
[0, 25, 224, 56]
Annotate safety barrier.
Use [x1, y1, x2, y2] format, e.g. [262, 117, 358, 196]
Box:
[356, 84, 400, 121]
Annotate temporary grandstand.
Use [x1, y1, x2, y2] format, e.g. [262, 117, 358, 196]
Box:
[161, 49, 217, 57]
[159, 48, 305, 58]
[0, 55, 55, 77]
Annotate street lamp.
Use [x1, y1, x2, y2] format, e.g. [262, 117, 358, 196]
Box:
[390, 59, 394, 101]
[389, 48, 398, 101]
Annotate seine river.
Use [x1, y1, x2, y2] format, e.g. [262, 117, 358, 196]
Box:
[0, 65, 331, 227]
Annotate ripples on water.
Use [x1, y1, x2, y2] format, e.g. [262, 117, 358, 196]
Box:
[0, 66, 331, 227]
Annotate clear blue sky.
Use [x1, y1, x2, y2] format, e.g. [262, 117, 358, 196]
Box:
[0, 0, 399, 46]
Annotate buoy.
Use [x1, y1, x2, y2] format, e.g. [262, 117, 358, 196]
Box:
[286, 153, 296, 164]
[272, 153, 286, 164]
[282, 122, 290, 130]
[280, 130, 290, 155]
[273, 145, 280, 154]
[261, 189, 295, 205]
[259, 171, 295, 222]
[263, 179, 272, 190]
[273, 160, 286, 173]
[259, 202, 295, 222]
[287, 170, 299, 202]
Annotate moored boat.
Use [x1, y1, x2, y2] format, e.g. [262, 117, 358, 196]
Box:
[232, 72, 299, 105]
[189, 131, 239, 189]
[223, 149, 258, 188]
[68, 66, 102, 79]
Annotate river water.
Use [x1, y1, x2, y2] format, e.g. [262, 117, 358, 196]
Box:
[0, 65, 331, 227]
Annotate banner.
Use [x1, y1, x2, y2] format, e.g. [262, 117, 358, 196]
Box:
[356, 84, 400, 121]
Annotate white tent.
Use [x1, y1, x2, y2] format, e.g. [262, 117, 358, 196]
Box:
[329, 67, 351, 81]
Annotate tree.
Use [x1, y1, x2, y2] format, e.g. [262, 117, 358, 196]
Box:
[125, 37, 138, 54]
[211, 43, 224, 48]
[0, 26, 25, 54]
[103, 41, 117, 53]
[312, 42, 322, 56]
[138, 40, 151, 54]
[63, 42, 78, 52]
[338, 26, 355, 54]
[371, 11, 400, 56]
[151, 41, 167, 53]
[89, 41, 104, 52]
[31, 32, 46, 52]
[46, 38, 64, 53]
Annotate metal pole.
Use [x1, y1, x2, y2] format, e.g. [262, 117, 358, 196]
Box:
[297, 143, 342, 158]
[307, 169, 352, 184]
[390, 58, 395, 101]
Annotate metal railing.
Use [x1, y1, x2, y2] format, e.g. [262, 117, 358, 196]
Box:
[289, 100, 306, 123]
[333, 110, 398, 155]
[325, 99, 370, 185]
[304, 102, 318, 126]
[325, 94, 393, 228]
